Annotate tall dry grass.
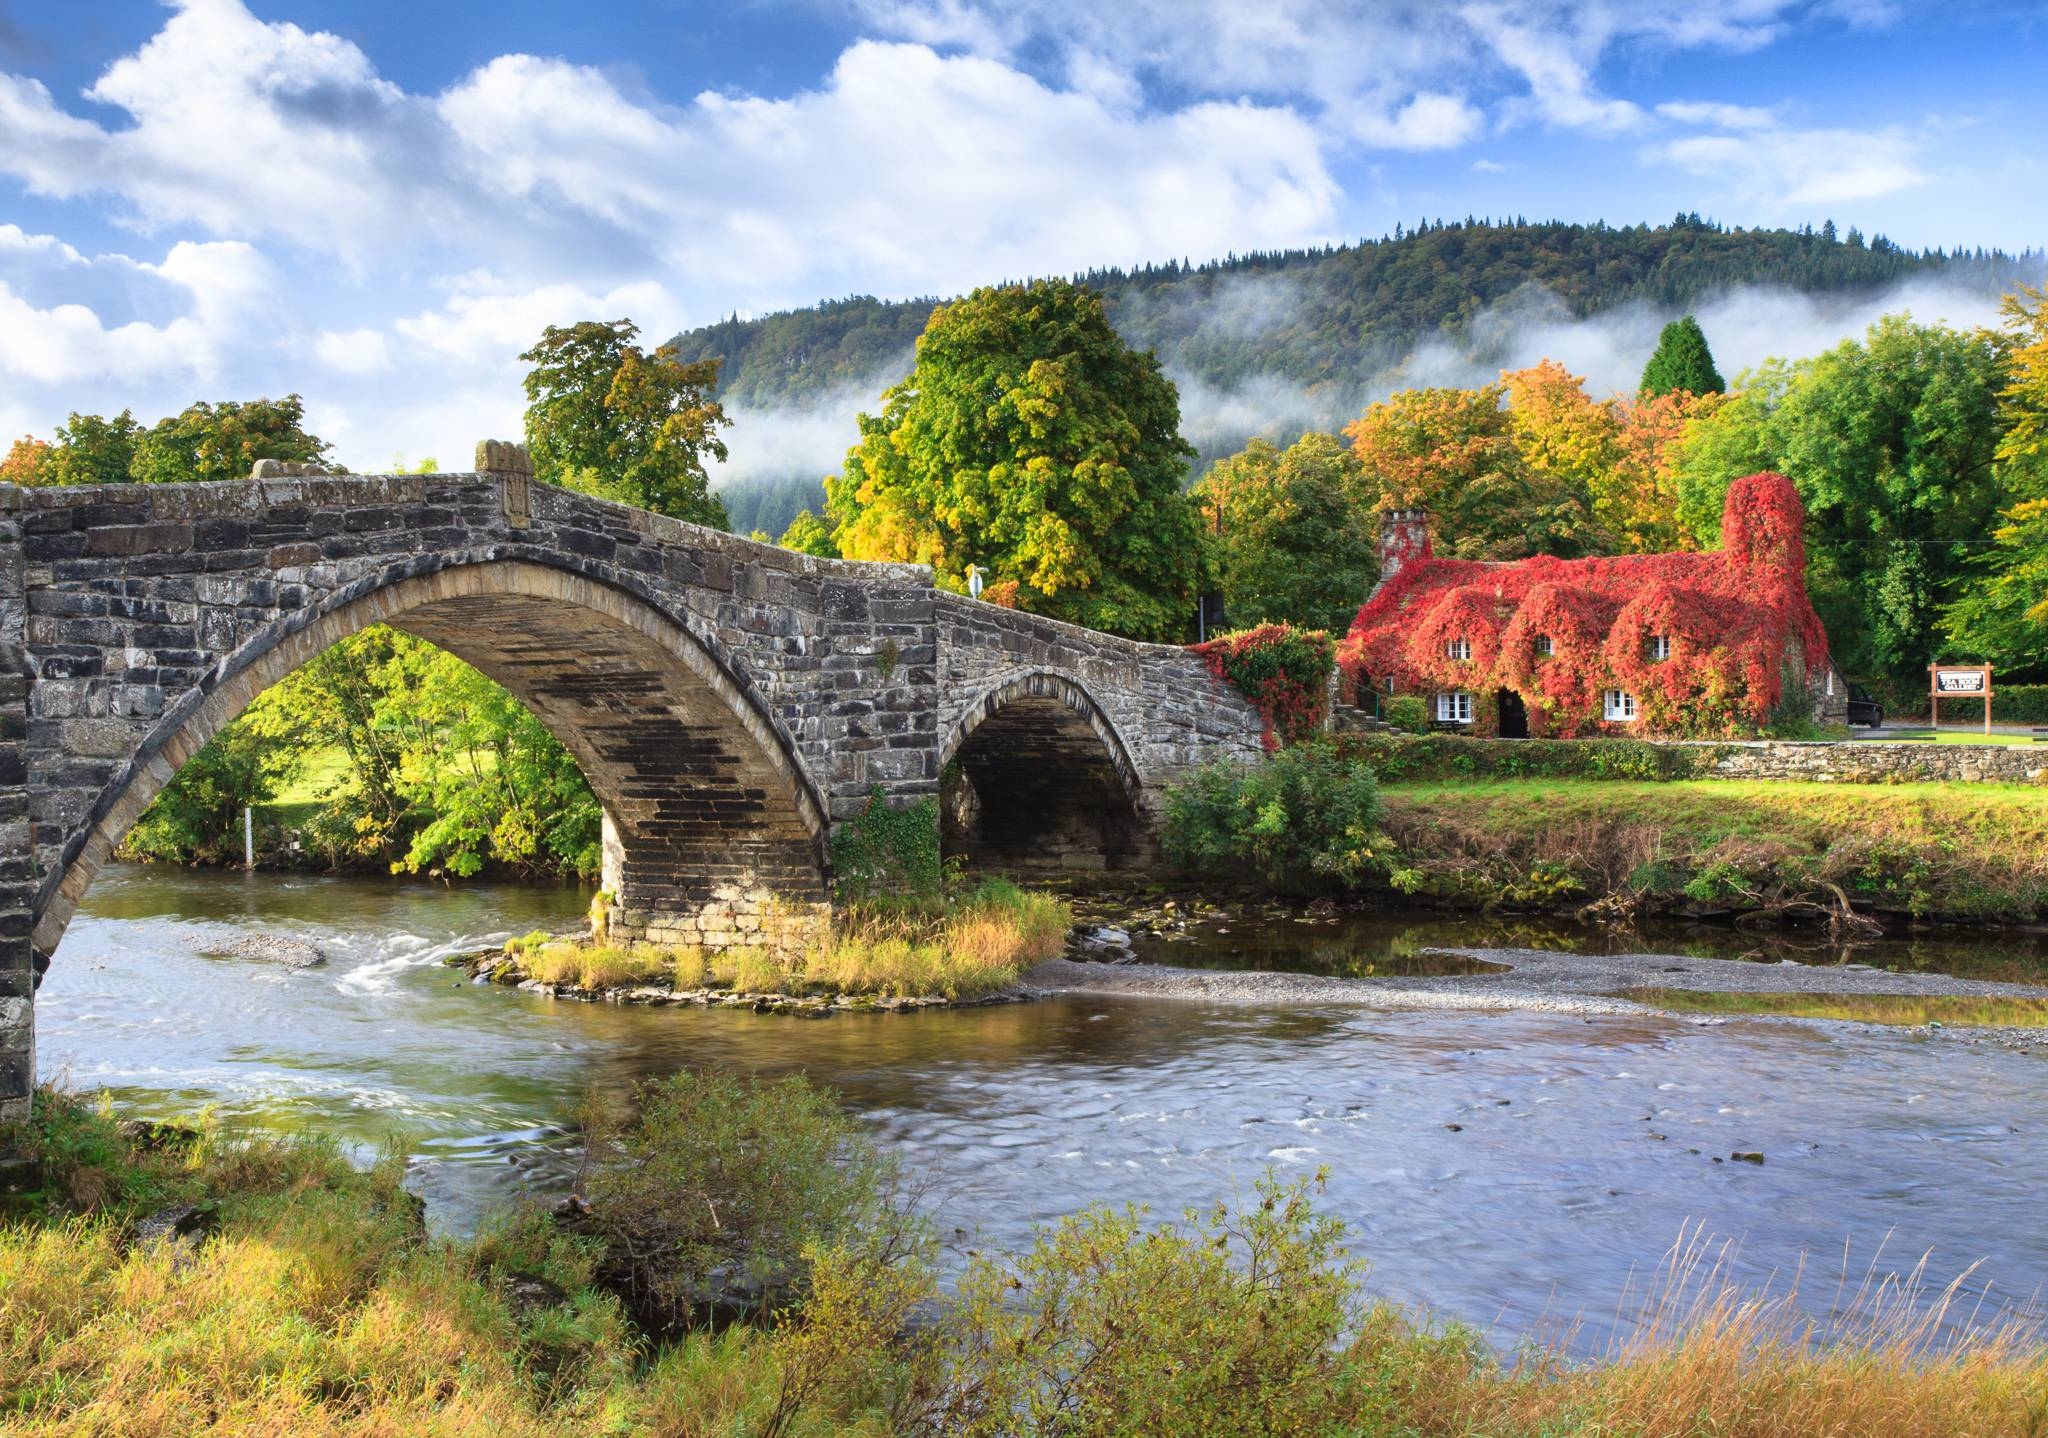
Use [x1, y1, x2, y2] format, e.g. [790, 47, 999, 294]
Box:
[506, 881, 1070, 1001]
[8, 1092, 2048, 1436]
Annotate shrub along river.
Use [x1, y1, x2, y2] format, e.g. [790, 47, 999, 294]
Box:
[35, 865, 2048, 1351]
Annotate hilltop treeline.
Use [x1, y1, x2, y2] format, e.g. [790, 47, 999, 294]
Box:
[671, 216, 2041, 410]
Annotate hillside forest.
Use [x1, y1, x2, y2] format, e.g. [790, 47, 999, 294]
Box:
[3, 220, 2045, 877]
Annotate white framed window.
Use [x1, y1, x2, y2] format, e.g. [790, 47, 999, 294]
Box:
[1649, 634, 1672, 660]
[1535, 634, 1554, 658]
[1436, 691, 1474, 724]
[1445, 637, 1472, 660]
[1603, 689, 1639, 722]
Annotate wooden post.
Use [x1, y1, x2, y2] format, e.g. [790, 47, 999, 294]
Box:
[1929, 664, 1994, 737]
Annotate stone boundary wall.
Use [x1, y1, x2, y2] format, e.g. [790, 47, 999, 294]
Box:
[1689, 739, 2048, 785]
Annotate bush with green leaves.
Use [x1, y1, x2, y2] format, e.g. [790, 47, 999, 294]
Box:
[1163, 741, 1387, 892]
[1383, 694, 1428, 734]
[118, 721, 295, 865]
[829, 789, 942, 900]
[578, 1070, 920, 1335]
[1335, 732, 1719, 782]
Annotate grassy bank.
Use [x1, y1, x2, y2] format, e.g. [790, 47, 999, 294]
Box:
[1619, 987, 2048, 1028]
[7, 1088, 2048, 1437]
[1377, 778, 2048, 923]
[493, 879, 1071, 1003]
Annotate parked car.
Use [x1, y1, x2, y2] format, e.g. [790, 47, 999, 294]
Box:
[1846, 685, 1884, 728]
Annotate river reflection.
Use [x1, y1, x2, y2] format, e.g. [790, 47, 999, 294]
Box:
[34, 865, 2048, 1351]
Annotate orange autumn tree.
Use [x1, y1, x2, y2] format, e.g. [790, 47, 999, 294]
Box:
[0, 436, 53, 486]
[1344, 382, 1592, 559]
[1348, 363, 1709, 561]
[1606, 388, 1726, 553]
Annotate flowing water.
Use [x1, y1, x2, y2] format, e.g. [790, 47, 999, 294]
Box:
[34, 865, 2048, 1350]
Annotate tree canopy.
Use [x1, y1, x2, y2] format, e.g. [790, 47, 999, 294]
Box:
[1193, 433, 1377, 635]
[1639, 315, 1725, 396]
[776, 509, 838, 557]
[521, 319, 731, 527]
[826, 279, 1205, 640]
[8, 399, 332, 488]
[1673, 314, 2016, 686]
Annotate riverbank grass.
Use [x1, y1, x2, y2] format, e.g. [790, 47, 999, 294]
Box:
[1378, 777, 2048, 921]
[9, 1087, 2048, 1436]
[507, 878, 1071, 1001]
[1619, 987, 2048, 1028]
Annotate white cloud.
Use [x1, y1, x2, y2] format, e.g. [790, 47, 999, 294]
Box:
[394, 277, 689, 365]
[0, 232, 274, 385]
[0, 0, 428, 263]
[314, 327, 391, 375]
[1354, 92, 1486, 150]
[853, 0, 1840, 146]
[1648, 125, 1926, 208]
[1655, 99, 1778, 130]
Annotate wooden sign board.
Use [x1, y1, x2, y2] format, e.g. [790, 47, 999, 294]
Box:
[1930, 664, 1993, 735]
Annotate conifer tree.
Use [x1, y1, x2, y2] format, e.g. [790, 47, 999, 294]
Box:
[1640, 315, 1726, 396]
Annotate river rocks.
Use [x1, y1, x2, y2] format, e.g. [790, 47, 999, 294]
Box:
[197, 934, 325, 968]
[450, 944, 1041, 1017]
[134, 1202, 216, 1246]
[500, 1271, 569, 1315]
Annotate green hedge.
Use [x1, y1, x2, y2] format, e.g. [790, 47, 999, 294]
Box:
[1333, 733, 1723, 783]
[1994, 686, 2048, 725]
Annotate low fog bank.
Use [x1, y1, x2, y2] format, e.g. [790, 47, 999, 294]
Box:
[712, 269, 2041, 509]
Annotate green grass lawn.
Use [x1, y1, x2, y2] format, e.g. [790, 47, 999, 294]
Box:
[1618, 987, 2048, 1028]
[1378, 776, 2048, 847]
[261, 745, 354, 828]
[1374, 777, 2048, 920]
[1864, 729, 2046, 746]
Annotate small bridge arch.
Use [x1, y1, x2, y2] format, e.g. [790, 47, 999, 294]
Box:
[939, 670, 1148, 871]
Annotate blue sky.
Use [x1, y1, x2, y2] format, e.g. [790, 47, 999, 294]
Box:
[1, 0, 2044, 472]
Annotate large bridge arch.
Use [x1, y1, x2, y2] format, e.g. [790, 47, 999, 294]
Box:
[938, 670, 1148, 871]
[31, 558, 831, 967]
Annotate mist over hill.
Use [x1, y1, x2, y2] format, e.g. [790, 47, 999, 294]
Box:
[678, 217, 2044, 538]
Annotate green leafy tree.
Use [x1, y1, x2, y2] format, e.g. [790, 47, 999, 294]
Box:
[521, 318, 731, 527]
[826, 279, 1203, 640]
[1944, 499, 2048, 676]
[128, 396, 334, 484]
[1640, 315, 1726, 396]
[119, 721, 297, 865]
[1193, 434, 1375, 634]
[776, 508, 838, 557]
[45, 410, 143, 485]
[1672, 317, 2012, 688]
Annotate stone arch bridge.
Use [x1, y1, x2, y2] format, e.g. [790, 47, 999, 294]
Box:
[0, 451, 1265, 1118]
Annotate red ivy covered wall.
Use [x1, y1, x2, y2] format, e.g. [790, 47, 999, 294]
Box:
[1337, 473, 1832, 738]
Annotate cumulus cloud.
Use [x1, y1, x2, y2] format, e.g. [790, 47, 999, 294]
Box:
[853, 0, 1837, 146]
[0, 229, 275, 385]
[0, 2, 1339, 305]
[1647, 125, 1926, 208]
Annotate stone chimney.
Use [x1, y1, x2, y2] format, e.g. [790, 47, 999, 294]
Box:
[1376, 508, 1431, 589]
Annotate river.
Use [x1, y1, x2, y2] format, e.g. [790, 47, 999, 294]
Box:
[33, 864, 2048, 1351]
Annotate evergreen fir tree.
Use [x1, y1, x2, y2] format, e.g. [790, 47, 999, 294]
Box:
[1640, 315, 1726, 396]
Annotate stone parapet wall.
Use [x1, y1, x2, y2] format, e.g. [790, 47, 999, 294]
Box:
[1691, 739, 2048, 785]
